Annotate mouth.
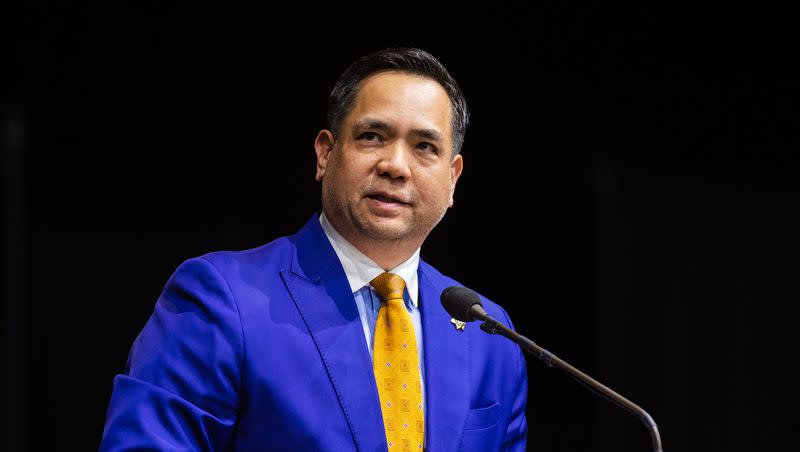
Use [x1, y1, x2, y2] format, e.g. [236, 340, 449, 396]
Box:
[365, 192, 411, 206]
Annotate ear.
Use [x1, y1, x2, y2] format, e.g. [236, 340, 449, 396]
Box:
[314, 129, 335, 182]
[447, 154, 464, 207]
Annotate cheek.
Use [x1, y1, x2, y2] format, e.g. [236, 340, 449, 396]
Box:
[332, 168, 365, 198]
[419, 174, 453, 202]
[337, 154, 372, 181]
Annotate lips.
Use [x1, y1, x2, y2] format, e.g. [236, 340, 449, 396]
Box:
[365, 191, 410, 205]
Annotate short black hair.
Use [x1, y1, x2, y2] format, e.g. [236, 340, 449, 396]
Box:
[327, 47, 469, 156]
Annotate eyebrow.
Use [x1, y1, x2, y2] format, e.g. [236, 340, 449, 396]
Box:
[353, 118, 444, 143]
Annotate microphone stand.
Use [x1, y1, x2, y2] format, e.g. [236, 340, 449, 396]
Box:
[480, 318, 663, 452]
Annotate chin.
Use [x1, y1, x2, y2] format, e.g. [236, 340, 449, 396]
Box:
[358, 218, 414, 242]
[367, 224, 410, 242]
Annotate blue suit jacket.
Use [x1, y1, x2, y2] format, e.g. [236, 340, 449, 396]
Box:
[101, 214, 527, 451]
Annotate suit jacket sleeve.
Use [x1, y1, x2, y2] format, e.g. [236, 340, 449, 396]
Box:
[100, 257, 244, 451]
[499, 307, 528, 452]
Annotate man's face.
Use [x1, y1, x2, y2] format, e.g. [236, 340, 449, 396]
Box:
[315, 71, 463, 252]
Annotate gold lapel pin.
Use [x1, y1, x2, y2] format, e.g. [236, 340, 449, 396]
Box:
[450, 318, 466, 331]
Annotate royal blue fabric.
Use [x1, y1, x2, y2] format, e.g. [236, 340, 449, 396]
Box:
[100, 214, 527, 451]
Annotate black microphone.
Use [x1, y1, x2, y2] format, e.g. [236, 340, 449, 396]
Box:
[440, 286, 663, 452]
[441, 286, 489, 322]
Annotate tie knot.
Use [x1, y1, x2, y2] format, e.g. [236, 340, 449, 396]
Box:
[370, 272, 406, 302]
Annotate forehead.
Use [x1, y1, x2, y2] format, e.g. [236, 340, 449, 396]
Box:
[346, 71, 453, 137]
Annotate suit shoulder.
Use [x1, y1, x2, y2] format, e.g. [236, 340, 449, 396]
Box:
[191, 235, 293, 271]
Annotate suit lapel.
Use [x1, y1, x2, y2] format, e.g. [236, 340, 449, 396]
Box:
[282, 215, 386, 452]
[419, 263, 470, 452]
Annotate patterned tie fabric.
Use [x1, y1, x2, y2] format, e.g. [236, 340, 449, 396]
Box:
[370, 272, 424, 451]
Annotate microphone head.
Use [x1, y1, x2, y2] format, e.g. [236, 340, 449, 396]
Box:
[441, 286, 485, 322]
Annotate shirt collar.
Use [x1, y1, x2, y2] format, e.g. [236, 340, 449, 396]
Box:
[319, 212, 420, 307]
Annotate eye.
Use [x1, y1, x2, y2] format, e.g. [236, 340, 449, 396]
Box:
[416, 142, 438, 154]
[357, 132, 382, 142]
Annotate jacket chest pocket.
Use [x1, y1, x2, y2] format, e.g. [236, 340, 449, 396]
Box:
[459, 402, 500, 451]
[463, 402, 498, 430]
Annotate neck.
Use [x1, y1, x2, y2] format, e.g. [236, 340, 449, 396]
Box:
[321, 212, 423, 270]
[355, 239, 420, 271]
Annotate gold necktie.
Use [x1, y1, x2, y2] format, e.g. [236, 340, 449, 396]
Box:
[371, 272, 424, 451]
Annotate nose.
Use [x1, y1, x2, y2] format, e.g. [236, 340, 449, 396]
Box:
[375, 142, 412, 181]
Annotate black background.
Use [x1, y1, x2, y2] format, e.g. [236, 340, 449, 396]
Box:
[3, 3, 796, 451]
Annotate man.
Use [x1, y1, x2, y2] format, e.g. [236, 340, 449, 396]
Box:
[100, 47, 527, 451]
